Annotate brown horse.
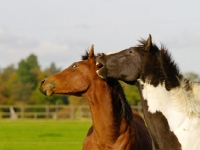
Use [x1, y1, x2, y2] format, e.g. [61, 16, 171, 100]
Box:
[96, 35, 200, 150]
[40, 46, 152, 150]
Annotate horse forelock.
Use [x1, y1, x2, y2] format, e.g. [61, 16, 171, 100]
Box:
[82, 50, 90, 60]
[82, 50, 97, 61]
[137, 38, 159, 52]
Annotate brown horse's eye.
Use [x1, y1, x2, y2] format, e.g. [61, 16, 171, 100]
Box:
[128, 49, 132, 53]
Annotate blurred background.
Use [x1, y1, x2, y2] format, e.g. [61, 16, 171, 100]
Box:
[0, 0, 199, 149]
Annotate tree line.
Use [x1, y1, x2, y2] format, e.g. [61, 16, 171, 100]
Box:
[0, 54, 67, 105]
[0, 54, 199, 105]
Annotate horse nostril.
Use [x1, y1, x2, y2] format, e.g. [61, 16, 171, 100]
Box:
[41, 79, 45, 85]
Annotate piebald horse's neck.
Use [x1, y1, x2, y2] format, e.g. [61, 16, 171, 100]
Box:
[136, 77, 200, 150]
[135, 79, 183, 149]
[85, 79, 130, 145]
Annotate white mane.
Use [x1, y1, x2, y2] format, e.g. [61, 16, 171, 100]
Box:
[172, 78, 200, 118]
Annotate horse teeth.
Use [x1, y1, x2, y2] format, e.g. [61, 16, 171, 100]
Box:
[96, 62, 99, 66]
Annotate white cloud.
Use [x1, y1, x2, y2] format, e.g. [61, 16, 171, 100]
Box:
[0, 25, 91, 70]
[0, 25, 62, 68]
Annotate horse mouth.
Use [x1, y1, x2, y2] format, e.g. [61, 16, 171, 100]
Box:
[40, 87, 53, 96]
[96, 62, 107, 79]
[40, 82, 54, 96]
[96, 62, 104, 70]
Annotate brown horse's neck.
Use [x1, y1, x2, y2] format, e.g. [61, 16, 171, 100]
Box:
[84, 78, 133, 146]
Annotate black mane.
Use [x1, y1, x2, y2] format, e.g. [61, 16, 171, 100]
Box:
[160, 45, 183, 89]
[137, 39, 182, 90]
[82, 50, 90, 60]
[81, 50, 133, 122]
[107, 78, 133, 122]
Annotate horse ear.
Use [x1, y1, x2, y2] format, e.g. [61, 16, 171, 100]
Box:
[88, 45, 94, 58]
[145, 34, 152, 51]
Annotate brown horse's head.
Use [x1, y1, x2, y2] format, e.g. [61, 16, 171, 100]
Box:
[40, 45, 153, 150]
[96, 35, 155, 84]
[40, 45, 98, 97]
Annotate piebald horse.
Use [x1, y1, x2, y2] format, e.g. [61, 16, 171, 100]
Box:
[40, 46, 152, 150]
[96, 35, 200, 150]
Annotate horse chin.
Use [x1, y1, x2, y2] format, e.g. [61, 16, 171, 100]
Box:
[45, 90, 53, 96]
[96, 68, 107, 79]
[39, 87, 53, 96]
[96, 60, 108, 79]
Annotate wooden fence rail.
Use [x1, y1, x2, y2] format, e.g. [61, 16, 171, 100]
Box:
[0, 104, 142, 120]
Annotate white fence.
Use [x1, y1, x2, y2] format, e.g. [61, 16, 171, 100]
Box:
[0, 104, 142, 120]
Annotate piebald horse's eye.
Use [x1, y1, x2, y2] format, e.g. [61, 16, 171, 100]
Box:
[72, 64, 77, 68]
[128, 49, 132, 53]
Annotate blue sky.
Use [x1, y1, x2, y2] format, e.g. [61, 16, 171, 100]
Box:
[0, 0, 200, 74]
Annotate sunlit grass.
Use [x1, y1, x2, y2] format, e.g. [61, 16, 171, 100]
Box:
[0, 120, 92, 150]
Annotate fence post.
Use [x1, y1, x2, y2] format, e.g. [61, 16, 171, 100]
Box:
[0, 104, 143, 120]
[21, 105, 25, 119]
[53, 102, 59, 120]
[79, 106, 82, 120]
[70, 105, 74, 119]
[46, 105, 50, 119]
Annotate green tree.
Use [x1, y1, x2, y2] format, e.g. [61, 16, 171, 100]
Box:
[121, 82, 141, 105]
[1, 66, 18, 104]
[17, 54, 40, 89]
[1, 65, 16, 101]
[1, 65, 16, 81]
[27, 54, 39, 70]
[0, 54, 69, 105]
[44, 62, 61, 76]
[0, 75, 6, 104]
[12, 82, 33, 104]
[184, 72, 200, 82]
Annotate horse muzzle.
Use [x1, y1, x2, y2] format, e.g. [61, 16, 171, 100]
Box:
[40, 79, 54, 96]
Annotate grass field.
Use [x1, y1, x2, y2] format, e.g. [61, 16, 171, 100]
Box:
[0, 120, 92, 150]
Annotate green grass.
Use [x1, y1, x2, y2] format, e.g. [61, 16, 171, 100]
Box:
[0, 120, 92, 150]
